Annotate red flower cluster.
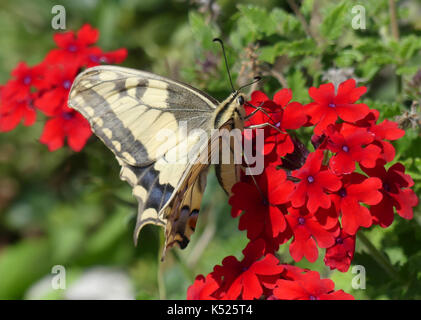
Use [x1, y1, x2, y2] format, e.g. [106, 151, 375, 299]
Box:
[0, 24, 127, 151]
[189, 79, 417, 300]
[187, 240, 353, 300]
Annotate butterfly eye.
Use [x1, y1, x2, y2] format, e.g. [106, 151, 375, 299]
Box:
[237, 95, 245, 105]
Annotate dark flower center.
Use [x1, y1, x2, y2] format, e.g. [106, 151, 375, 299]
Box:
[338, 188, 347, 197]
[67, 44, 78, 52]
[307, 175, 315, 183]
[241, 266, 248, 272]
[342, 145, 349, 152]
[336, 237, 343, 244]
[262, 197, 269, 206]
[23, 75, 32, 85]
[383, 182, 390, 192]
[62, 80, 72, 90]
[298, 217, 305, 225]
[62, 112, 74, 120]
[89, 54, 100, 62]
[328, 103, 336, 108]
[309, 295, 318, 300]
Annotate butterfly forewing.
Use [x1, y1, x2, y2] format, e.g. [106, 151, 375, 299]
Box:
[68, 65, 218, 166]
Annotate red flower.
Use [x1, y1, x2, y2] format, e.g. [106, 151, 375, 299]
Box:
[1, 62, 45, 101]
[85, 47, 128, 67]
[326, 125, 381, 174]
[324, 230, 356, 272]
[40, 105, 92, 152]
[187, 274, 219, 300]
[342, 115, 405, 162]
[46, 24, 99, 66]
[331, 173, 382, 234]
[362, 161, 418, 227]
[306, 79, 370, 135]
[370, 119, 405, 162]
[289, 150, 342, 213]
[229, 166, 294, 240]
[35, 66, 78, 115]
[286, 207, 337, 262]
[273, 271, 354, 300]
[246, 89, 307, 158]
[212, 240, 284, 300]
[0, 94, 36, 132]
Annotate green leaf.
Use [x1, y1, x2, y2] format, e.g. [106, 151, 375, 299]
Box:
[320, 1, 349, 41]
[269, 8, 302, 36]
[335, 49, 364, 67]
[259, 45, 279, 64]
[0, 239, 52, 299]
[395, 36, 421, 61]
[188, 11, 219, 51]
[396, 65, 419, 75]
[237, 5, 276, 37]
[287, 70, 308, 103]
[281, 39, 318, 58]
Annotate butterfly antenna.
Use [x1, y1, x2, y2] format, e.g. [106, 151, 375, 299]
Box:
[237, 76, 262, 92]
[213, 38, 235, 92]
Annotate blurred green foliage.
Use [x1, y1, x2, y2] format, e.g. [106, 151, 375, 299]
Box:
[0, 0, 420, 299]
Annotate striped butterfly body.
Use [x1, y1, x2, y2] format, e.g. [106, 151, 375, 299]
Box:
[68, 65, 247, 256]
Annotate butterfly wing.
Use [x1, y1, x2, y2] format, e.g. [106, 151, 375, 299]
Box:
[68, 65, 218, 252]
[68, 65, 218, 166]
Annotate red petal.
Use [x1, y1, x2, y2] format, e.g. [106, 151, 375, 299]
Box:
[251, 254, 284, 275]
[250, 91, 269, 105]
[77, 24, 99, 46]
[53, 31, 75, 49]
[392, 188, 418, 220]
[341, 198, 372, 234]
[273, 279, 308, 300]
[304, 237, 319, 262]
[336, 103, 370, 122]
[273, 88, 292, 107]
[40, 118, 65, 151]
[313, 109, 338, 135]
[316, 170, 342, 191]
[241, 272, 263, 300]
[309, 83, 335, 104]
[347, 177, 383, 205]
[282, 102, 307, 129]
[335, 79, 366, 103]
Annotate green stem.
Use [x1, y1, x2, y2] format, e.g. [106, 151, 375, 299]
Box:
[157, 231, 166, 300]
[357, 231, 400, 280]
[389, 0, 400, 41]
[397, 73, 403, 100]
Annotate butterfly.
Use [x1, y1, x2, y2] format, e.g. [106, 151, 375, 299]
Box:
[68, 39, 261, 257]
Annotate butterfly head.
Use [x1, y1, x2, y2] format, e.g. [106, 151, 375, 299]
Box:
[213, 91, 247, 129]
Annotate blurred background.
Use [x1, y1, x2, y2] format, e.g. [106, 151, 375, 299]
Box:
[0, 0, 420, 299]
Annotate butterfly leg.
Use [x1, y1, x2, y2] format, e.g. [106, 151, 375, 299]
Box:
[245, 122, 283, 134]
[244, 102, 275, 121]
